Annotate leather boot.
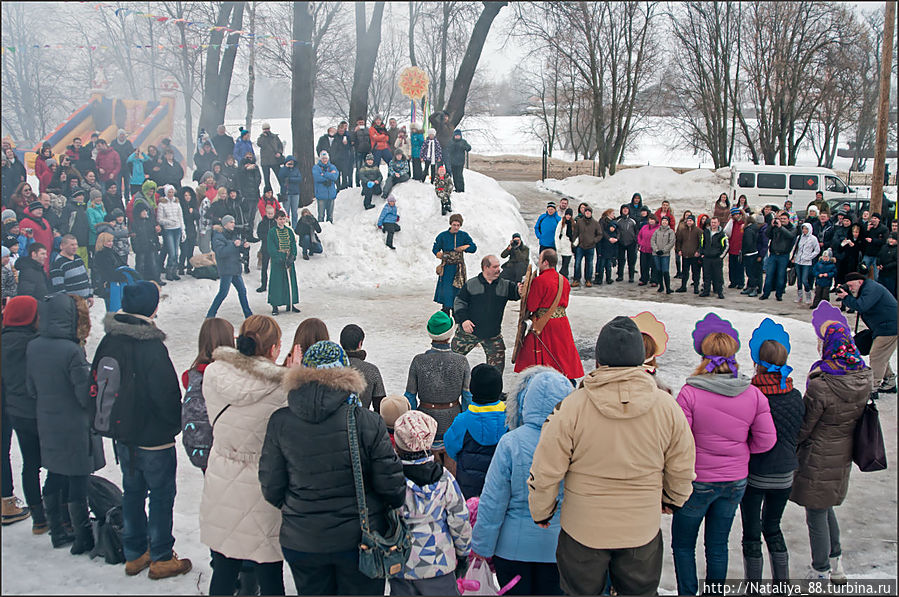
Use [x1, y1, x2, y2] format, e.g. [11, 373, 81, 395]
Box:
[44, 491, 74, 548]
[769, 549, 790, 582]
[743, 554, 764, 581]
[664, 273, 673, 293]
[31, 502, 48, 534]
[68, 498, 94, 555]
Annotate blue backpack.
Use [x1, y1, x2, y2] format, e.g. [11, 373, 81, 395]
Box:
[107, 266, 141, 313]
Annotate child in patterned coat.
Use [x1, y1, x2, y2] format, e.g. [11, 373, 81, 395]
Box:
[434, 164, 454, 216]
[390, 410, 472, 596]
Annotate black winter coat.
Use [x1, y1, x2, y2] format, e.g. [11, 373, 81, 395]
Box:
[767, 223, 796, 255]
[61, 200, 91, 247]
[877, 242, 897, 277]
[748, 385, 805, 477]
[741, 223, 761, 256]
[259, 365, 405, 554]
[91, 313, 182, 448]
[352, 126, 372, 154]
[453, 274, 521, 340]
[2, 325, 39, 419]
[14, 256, 50, 300]
[237, 158, 262, 202]
[447, 138, 472, 168]
[27, 294, 105, 475]
[862, 223, 887, 257]
[157, 159, 185, 189]
[212, 134, 235, 163]
[131, 203, 160, 253]
[91, 248, 126, 298]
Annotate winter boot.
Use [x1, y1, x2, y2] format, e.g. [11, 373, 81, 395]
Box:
[748, 288, 758, 297]
[795, 287, 803, 303]
[170, 265, 181, 281]
[44, 492, 74, 548]
[237, 568, 260, 596]
[829, 555, 847, 585]
[664, 273, 673, 294]
[31, 502, 48, 534]
[741, 286, 751, 295]
[125, 550, 152, 576]
[769, 549, 790, 582]
[67, 498, 94, 555]
[1, 496, 30, 525]
[148, 553, 193, 580]
[806, 290, 813, 303]
[165, 265, 175, 281]
[743, 554, 764, 581]
[657, 281, 665, 293]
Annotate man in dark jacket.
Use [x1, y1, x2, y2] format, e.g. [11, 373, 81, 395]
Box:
[333, 121, 354, 190]
[111, 129, 135, 199]
[621, 193, 644, 219]
[499, 233, 529, 282]
[211, 125, 235, 163]
[616, 206, 638, 282]
[14, 243, 50, 299]
[206, 216, 253, 318]
[259, 341, 405, 595]
[699, 216, 728, 299]
[90, 281, 192, 579]
[572, 206, 603, 288]
[837, 272, 897, 394]
[351, 118, 371, 187]
[256, 122, 284, 191]
[740, 214, 764, 297]
[876, 232, 897, 298]
[861, 213, 887, 282]
[760, 212, 796, 301]
[60, 189, 91, 253]
[446, 129, 472, 192]
[102, 180, 124, 216]
[452, 255, 521, 373]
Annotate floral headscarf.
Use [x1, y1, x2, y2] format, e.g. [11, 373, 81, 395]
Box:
[809, 322, 866, 383]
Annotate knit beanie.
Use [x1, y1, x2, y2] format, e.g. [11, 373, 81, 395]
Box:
[470, 364, 503, 404]
[221, 215, 235, 226]
[319, 150, 329, 159]
[595, 316, 645, 367]
[427, 311, 454, 342]
[89, 189, 102, 202]
[755, 214, 765, 224]
[379, 395, 411, 429]
[1, 209, 15, 222]
[365, 153, 374, 161]
[122, 281, 160, 318]
[3, 295, 38, 327]
[730, 207, 742, 216]
[301, 340, 350, 369]
[27, 201, 43, 212]
[394, 411, 438, 453]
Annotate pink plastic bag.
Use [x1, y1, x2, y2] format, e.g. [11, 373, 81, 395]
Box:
[457, 557, 520, 596]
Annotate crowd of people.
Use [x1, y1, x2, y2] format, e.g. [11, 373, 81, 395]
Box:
[1, 251, 894, 595]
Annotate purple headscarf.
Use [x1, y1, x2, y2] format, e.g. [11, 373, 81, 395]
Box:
[809, 322, 866, 383]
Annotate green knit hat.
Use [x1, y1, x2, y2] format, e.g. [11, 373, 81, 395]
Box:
[427, 311, 454, 342]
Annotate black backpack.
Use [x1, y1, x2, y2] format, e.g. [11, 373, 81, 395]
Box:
[90, 343, 142, 443]
[87, 475, 125, 565]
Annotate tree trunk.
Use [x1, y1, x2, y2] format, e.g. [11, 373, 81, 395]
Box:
[245, 1, 256, 131]
[437, 3, 451, 110]
[870, 0, 895, 216]
[198, 1, 245, 136]
[348, 2, 386, 122]
[408, 2, 418, 66]
[293, 2, 316, 207]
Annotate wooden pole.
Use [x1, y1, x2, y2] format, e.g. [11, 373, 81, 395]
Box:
[869, 0, 896, 216]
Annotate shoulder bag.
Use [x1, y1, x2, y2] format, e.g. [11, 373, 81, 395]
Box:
[346, 403, 411, 579]
[853, 397, 887, 472]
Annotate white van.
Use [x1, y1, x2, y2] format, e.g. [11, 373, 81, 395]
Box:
[729, 165, 857, 209]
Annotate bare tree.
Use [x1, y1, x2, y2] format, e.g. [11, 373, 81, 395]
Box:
[408, 2, 423, 66]
[667, 1, 741, 168]
[292, 2, 315, 206]
[197, 1, 245, 136]
[245, 1, 257, 131]
[349, 2, 386, 122]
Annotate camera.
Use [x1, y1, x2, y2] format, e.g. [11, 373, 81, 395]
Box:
[835, 283, 850, 298]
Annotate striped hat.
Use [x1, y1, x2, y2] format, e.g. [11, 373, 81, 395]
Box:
[301, 340, 350, 369]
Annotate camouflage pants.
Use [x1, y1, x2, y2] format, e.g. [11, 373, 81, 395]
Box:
[452, 327, 506, 373]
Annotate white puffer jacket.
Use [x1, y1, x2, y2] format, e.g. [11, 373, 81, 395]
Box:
[793, 223, 821, 266]
[199, 346, 288, 563]
[555, 218, 574, 257]
[156, 197, 185, 232]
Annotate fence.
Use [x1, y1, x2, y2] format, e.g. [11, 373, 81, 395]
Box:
[541, 142, 596, 180]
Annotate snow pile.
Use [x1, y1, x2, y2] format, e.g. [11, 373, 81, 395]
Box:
[538, 165, 730, 214]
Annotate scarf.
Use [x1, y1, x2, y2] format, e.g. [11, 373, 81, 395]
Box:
[704, 354, 738, 377]
[809, 322, 866, 383]
[751, 372, 794, 395]
[559, 218, 573, 241]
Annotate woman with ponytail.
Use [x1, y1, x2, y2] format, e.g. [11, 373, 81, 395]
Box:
[199, 315, 288, 595]
[671, 314, 777, 596]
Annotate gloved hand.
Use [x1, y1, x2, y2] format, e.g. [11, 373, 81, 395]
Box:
[655, 250, 664, 256]
[367, 181, 374, 188]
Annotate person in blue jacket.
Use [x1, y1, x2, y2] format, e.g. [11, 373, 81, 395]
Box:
[534, 202, 561, 253]
[277, 155, 303, 228]
[433, 214, 477, 313]
[377, 195, 400, 249]
[232, 128, 255, 162]
[410, 123, 425, 182]
[471, 365, 572, 596]
[311, 151, 339, 223]
[443, 364, 506, 499]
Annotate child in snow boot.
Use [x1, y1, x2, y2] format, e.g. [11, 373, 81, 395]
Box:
[378, 394, 411, 447]
[811, 249, 836, 309]
[358, 153, 382, 210]
[377, 195, 401, 250]
[390, 411, 472, 596]
[443, 364, 506, 499]
[434, 164, 454, 216]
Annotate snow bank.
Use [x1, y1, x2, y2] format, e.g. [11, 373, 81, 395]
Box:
[538, 165, 730, 214]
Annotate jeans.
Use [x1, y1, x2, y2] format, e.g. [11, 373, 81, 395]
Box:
[763, 253, 789, 297]
[672, 479, 747, 596]
[209, 551, 285, 596]
[599, 256, 616, 281]
[739, 485, 791, 557]
[728, 253, 744, 287]
[806, 507, 841, 572]
[1, 402, 11, 498]
[493, 556, 563, 595]
[316, 198, 334, 223]
[206, 274, 253, 318]
[300, 234, 323, 257]
[795, 263, 813, 292]
[574, 246, 594, 282]
[653, 254, 670, 277]
[617, 243, 637, 279]
[118, 445, 177, 562]
[282, 547, 384, 595]
[285, 194, 300, 228]
[162, 228, 181, 271]
[382, 173, 409, 198]
[8, 415, 42, 507]
[862, 254, 878, 281]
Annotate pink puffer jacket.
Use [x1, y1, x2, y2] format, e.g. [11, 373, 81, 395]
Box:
[676, 374, 777, 482]
[637, 223, 658, 253]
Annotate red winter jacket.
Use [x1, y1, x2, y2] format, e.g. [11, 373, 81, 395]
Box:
[34, 155, 53, 194]
[257, 196, 283, 218]
[96, 148, 121, 182]
[19, 209, 54, 273]
[369, 125, 389, 151]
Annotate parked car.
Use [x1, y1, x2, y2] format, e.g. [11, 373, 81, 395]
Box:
[730, 165, 857, 210]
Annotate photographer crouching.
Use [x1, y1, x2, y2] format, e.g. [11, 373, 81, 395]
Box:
[835, 272, 897, 396]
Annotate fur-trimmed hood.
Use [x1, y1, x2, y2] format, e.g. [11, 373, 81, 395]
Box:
[282, 365, 367, 424]
[103, 312, 166, 341]
[203, 347, 286, 408]
[506, 365, 572, 430]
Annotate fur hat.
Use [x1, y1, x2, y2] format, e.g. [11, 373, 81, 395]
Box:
[3, 295, 38, 327]
[470, 364, 503, 404]
[427, 128, 437, 136]
[122, 281, 160, 318]
[427, 311, 454, 342]
[301, 340, 350, 369]
[379, 395, 411, 429]
[394, 410, 438, 453]
[595, 316, 645, 367]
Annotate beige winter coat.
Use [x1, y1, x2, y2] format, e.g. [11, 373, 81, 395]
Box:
[528, 366, 695, 549]
[199, 347, 288, 563]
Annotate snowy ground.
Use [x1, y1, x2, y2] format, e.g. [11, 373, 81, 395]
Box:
[6, 138, 896, 594]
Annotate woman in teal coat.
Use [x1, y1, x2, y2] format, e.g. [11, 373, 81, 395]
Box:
[267, 210, 299, 315]
[432, 213, 476, 313]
